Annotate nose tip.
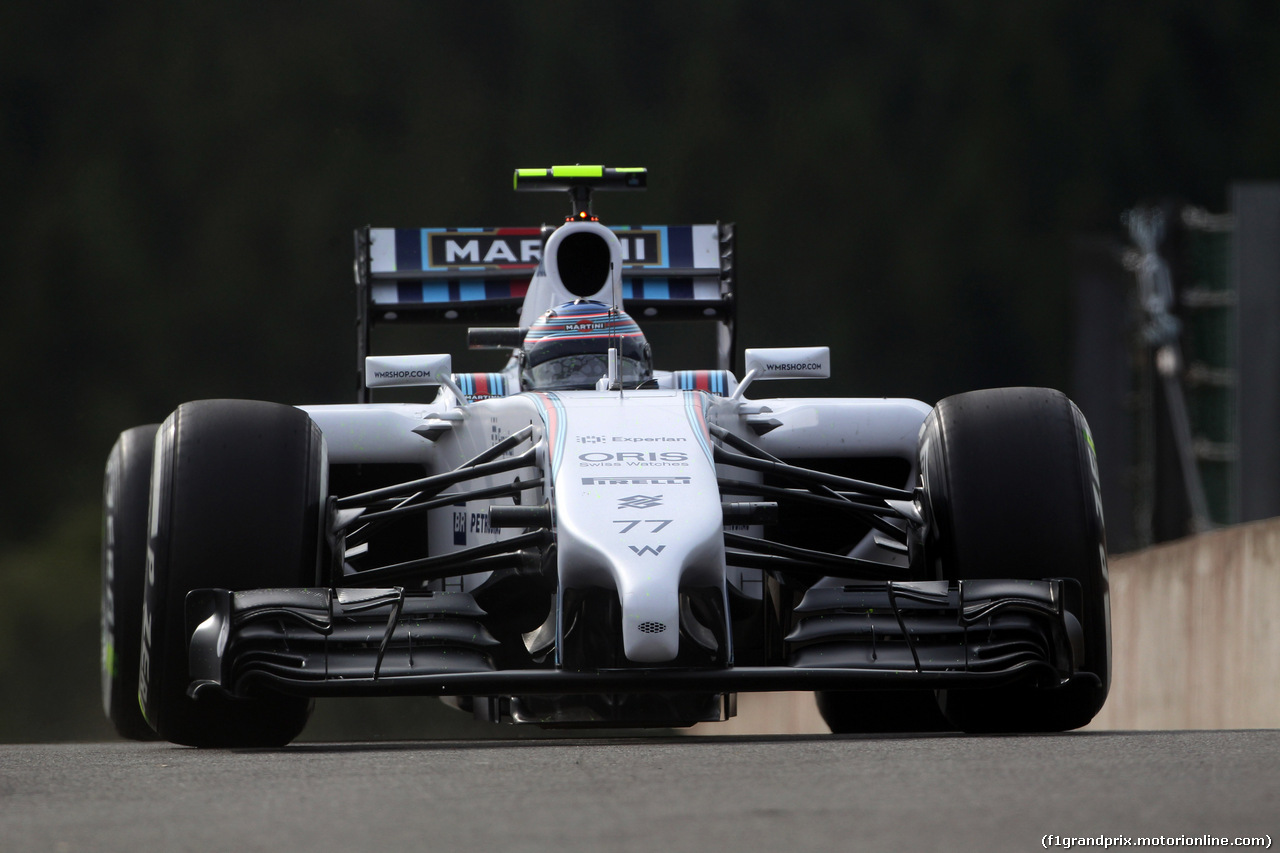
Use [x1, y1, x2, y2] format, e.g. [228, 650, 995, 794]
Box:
[620, 582, 681, 663]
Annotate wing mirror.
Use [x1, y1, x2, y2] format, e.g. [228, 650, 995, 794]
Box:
[364, 354, 453, 388]
[732, 347, 831, 400]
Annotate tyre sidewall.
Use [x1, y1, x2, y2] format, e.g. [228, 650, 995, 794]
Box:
[101, 424, 161, 740]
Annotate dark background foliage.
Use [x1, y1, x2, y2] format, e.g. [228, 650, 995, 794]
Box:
[3, 0, 1278, 740]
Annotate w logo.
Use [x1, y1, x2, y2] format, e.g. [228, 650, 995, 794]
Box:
[628, 545, 666, 557]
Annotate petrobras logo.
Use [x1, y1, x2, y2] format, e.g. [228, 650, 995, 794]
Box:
[452, 510, 494, 546]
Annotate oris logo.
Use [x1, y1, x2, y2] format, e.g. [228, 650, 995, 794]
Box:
[578, 451, 688, 463]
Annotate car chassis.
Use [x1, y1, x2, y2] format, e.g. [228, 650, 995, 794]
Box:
[103, 166, 1109, 744]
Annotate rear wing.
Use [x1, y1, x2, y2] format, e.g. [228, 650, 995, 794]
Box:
[354, 223, 736, 400]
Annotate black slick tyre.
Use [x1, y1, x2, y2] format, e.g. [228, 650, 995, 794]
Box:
[101, 424, 161, 740]
[140, 400, 326, 747]
[920, 387, 1110, 733]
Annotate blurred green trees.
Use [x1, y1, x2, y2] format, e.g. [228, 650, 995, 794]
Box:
[4, 0, 1280, 740]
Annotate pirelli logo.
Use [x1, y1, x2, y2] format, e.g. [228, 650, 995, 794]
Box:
[582, 476, 692, 486]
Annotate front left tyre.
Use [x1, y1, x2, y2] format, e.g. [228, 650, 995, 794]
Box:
[920, 387, 1111, 733]
[140, 399, 326, 747]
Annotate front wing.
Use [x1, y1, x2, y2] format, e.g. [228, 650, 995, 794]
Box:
[185, 579, 1092, 706]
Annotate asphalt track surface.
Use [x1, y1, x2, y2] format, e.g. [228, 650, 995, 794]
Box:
[1, 730, 1275, 853]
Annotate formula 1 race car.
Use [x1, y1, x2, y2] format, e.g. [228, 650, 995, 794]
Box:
[101, 166, 1110, 746]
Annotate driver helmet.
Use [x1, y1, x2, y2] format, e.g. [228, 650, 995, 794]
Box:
[522, 300, 653, 390]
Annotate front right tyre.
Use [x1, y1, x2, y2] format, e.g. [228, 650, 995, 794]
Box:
[140, 399, 326, 747]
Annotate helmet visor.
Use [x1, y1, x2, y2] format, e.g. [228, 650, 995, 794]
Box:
[526, 353, 648, 391]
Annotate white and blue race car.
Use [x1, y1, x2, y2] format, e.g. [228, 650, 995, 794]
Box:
[101, 166, 1110, 746]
